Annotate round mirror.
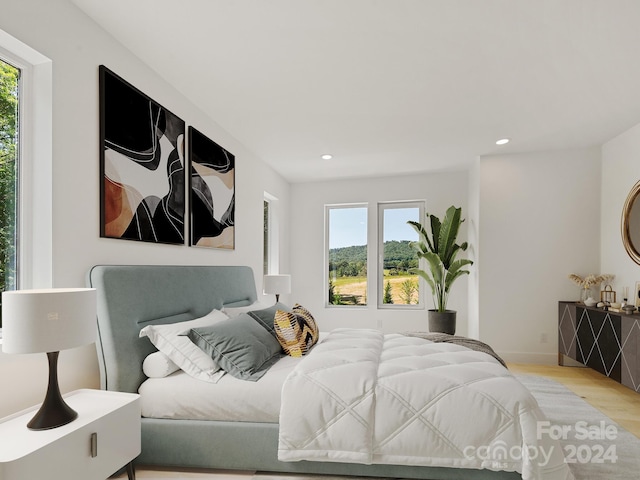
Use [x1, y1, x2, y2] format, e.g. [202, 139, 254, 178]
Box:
[622, 180, 640, 265]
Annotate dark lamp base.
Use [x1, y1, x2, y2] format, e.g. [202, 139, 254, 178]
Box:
[27, 351, 78, 431]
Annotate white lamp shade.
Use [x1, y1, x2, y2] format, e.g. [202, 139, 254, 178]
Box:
[263, 275, 291, 295]
[2, 288, 97, 354]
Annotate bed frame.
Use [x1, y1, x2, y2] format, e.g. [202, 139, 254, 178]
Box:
[89, 264, 521, 479]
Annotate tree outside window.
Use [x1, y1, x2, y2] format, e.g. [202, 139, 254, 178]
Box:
[326, 202, 424, 308]
[327, 205, 368, 306]
[0, 59, 19, 327]
[379, 203, 423, 307]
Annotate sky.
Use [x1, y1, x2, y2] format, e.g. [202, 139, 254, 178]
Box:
[329, 206, 419, 249]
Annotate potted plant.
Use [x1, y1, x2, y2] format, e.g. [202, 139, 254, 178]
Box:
[407, 205, 473, 334]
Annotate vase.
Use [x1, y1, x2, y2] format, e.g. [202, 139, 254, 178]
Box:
[580, 287, 592, 303]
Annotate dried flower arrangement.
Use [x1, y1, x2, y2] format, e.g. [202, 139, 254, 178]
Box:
[568, 273, 614, 289]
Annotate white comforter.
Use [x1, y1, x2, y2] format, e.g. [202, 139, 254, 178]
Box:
[278, 328, 574, 480]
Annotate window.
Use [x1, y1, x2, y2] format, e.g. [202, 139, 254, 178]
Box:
[378, 202, 424, 307]
[263, 192, 279, 275]
[326, 201, 425, 309]
[0, 29, 53, 335]
[263, 199, 269, 275]
[0, 58, 20, 327]
[326, 205, 368, 306]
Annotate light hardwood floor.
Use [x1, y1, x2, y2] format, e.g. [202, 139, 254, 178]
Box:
[509, 362, 640, 438]
[113, 363, 640, 479]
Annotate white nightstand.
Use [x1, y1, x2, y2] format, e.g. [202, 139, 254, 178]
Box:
[0, 389, 140, 480]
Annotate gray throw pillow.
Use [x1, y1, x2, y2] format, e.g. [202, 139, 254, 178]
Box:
[186, 314, 283, 381]
[247, 302, 291, 335]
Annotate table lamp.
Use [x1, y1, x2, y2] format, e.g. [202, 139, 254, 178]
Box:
[263, 274, 291, 302]
[1, 288, 97, 430]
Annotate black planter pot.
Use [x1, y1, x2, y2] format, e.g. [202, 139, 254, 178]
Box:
[428, 310, 456, 335]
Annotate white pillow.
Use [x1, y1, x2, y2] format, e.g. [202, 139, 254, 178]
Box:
[142, 351, 180, 378]
[139, 309, 229, 383]
[223, 302, 271, 317]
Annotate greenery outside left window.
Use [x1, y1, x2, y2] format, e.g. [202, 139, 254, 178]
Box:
[0, 58, 20, 328]
[327, 205, 368, 306]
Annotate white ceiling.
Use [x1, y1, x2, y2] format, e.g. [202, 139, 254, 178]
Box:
[73, 0, 640, 183]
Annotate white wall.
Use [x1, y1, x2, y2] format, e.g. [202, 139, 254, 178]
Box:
[601, 122, 640, 296]
[0, 0, 290, 417]
[478, 148, 601, 363]
[289, 171, 470, 335]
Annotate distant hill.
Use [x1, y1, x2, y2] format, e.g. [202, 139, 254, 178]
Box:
[383, 240, 417, 263]
[329, 240, 418, 271]
[329, 244, 367, 263]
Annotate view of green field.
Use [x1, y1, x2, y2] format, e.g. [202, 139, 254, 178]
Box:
[328, 240, 421, 306]
[330, 273, 420, 305]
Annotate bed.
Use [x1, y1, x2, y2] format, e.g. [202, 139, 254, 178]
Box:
[89, 265, 572, 480]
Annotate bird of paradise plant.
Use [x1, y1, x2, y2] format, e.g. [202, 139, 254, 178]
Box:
[407, 205, 473, 312]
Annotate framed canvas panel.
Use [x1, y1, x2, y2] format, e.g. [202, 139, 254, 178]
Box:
[188, 126, 235, 249]
[99, 65, 185, 245]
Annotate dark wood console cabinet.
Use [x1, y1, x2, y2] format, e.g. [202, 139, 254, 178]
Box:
[559, 301, 640, 392]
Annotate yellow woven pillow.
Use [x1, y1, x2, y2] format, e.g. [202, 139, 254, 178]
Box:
[292, 304, 319, 339]
[274, 304, 319, 357]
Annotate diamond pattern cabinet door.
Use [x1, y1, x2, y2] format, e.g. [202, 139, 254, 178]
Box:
[576, 307, 596, 367]
[596, 310, 621, 382]
[621, 317, 640, 392]
[576, 307, 622, 380]
[558, 302, 578, 362]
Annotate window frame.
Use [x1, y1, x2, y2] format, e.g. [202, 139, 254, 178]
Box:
[263, 191, 279, 275]
[377, 201, 426, 310]
[0, 56, 20, 298]
[263, 197, 270, 275]
[0, 30, 53, 293]
[325, 203, 369, 308]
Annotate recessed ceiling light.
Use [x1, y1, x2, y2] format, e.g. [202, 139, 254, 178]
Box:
[496, 138, 510, 145]
[321, 154, 333, 160]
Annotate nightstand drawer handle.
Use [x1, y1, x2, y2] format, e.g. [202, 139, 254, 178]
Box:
[90, 432, 98, 458]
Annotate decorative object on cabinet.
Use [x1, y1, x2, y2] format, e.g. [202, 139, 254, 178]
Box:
[263, 274, 291, 302]
[1, 288, 96, 430]
[621, 179, 640, 265]
[584, 297, 597, 307]
[558, 301, 640, 393]
[636, 281, 640, 307]
[407, 205, 473, 335]
[99, 65, 185, 245]
[188, 126, 235, 249]
[621, 286, 631, 313]
[600, 284, 616, 304]
[568, 273, 614, 303]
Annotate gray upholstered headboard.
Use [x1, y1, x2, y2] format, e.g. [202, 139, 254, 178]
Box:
[87, 265, 258, 394]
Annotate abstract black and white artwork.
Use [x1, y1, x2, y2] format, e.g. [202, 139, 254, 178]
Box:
[188, 126, 235, 249]
[99, 66, 185, 244]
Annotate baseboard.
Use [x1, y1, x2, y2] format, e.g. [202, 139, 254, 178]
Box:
[497, 351, 559, 365]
